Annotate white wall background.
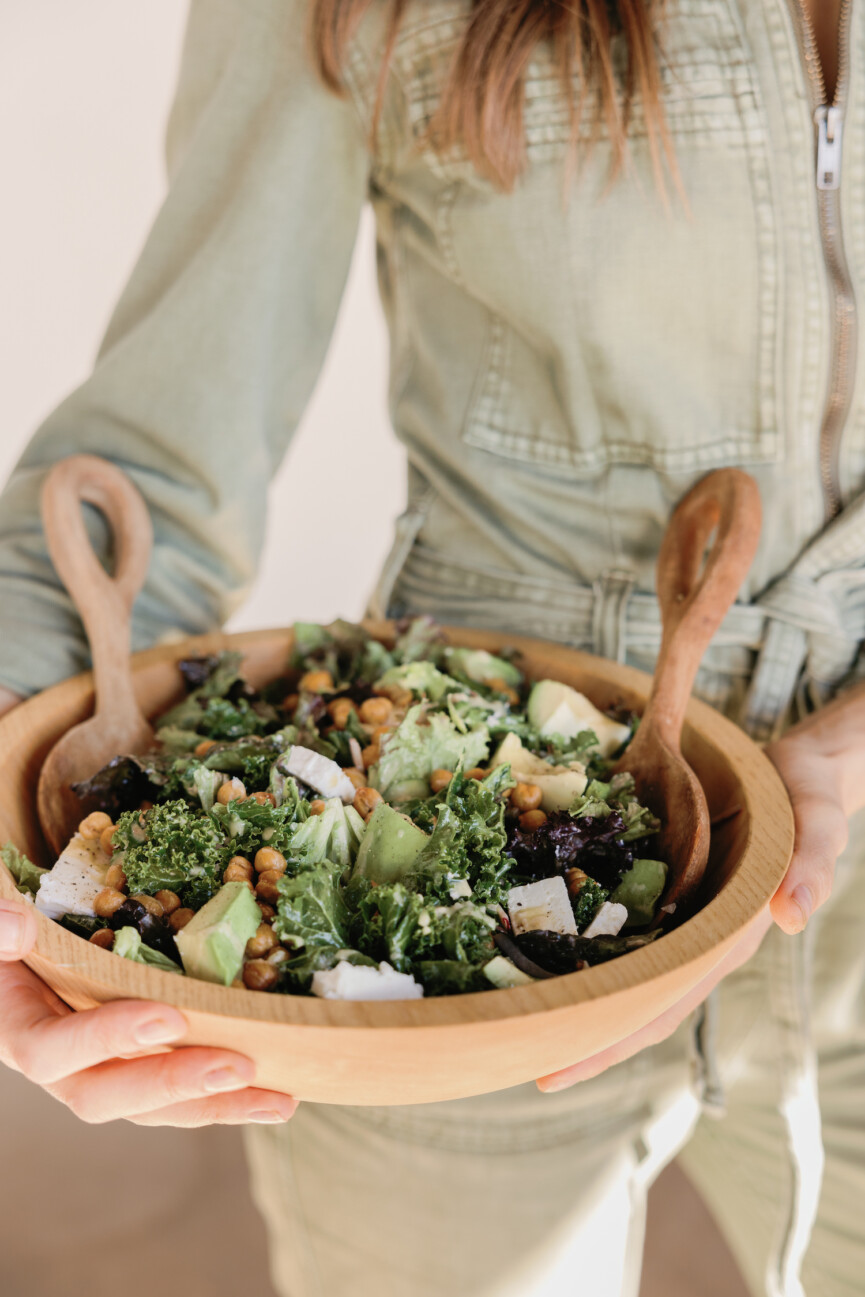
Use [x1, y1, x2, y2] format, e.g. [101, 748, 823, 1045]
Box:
[0, 0, 403, 634]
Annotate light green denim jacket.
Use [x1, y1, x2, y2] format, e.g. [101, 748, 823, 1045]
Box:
[2, 0, 865, 744]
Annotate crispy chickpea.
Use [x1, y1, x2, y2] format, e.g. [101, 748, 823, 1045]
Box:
[370, 724, 395, 742]
[266, 947, 290, 967]
[360, 743, 380, 770]
[89, 928, 115, 950]
[488, 678, 521, 706]
[194, 738, 216, 757]
[465, 767, 487, 781]
[93, 887, 126, 918]
[358, 696, 393, 726]
[283, 692, 299, 712]
[246, 923, 278, 959]
[344, 767, 367, 790]
[327, 697, 357, 729]
[309, 799, 326, 816]
[374, 683, 412, 709]
[104, 863, 128, 892]
[254, 847, 287, 876]
[224, 858, 254, 884]
[353, 787, 384, 820]
[299, 669, 334, 693]
[79, 811, 113, 841]
[564, 867, 589, 898]
[258, 902, 276, 921]
[255, 872, 283, 904]
[99, 825, 117, 856]
[131, 893, 165, 918]
[511, 782, 543, 812]
[518, 809, 548, 831]
[429, 768, 453, 794]
[169, 907, 195, 932]
[155, 889, 181, 915]
[243, 959, 278, 991]
[216, 778, 247, 805]
[249, 790, 277, 807]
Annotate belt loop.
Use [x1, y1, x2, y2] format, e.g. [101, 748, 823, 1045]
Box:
[592, 568, 636, 663]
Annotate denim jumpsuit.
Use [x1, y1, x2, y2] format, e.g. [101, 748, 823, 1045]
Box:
[1, 2, 864, 1293]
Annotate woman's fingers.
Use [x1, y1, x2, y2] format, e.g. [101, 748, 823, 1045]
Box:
[0, 898, 38, 960]
[49, 1046, 264, 1123]
[1, 958, 188, 1084]
[766, 743, 849, 934]
[126, 1087, 298, 1129]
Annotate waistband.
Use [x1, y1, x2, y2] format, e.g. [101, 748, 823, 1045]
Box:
[385, 503, 865, 743]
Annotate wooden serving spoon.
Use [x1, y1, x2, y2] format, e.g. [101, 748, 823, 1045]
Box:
[613, 468, 762, 918]
[37, 455, 155, 857]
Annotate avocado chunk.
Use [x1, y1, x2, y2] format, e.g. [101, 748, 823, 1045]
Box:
[353, 803, 429, 884]
[610, 859, 668, 928]
[490, 732, 587, 812]
[483, 955, 536, 988]
[527, 680, 631, 758]
[444, 647, 521, 687]
[174, 881, 262, 986]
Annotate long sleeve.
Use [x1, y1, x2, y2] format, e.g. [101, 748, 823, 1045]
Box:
[0, 0, 370, 696]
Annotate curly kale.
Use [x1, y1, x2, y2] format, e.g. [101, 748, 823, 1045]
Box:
[571, 878, 609, 930]
[210, 794, 307, 859]
[408, 766, 515, 907]
[114, 800, 228, 909]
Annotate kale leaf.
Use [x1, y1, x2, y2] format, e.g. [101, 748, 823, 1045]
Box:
[114, 801, 228, 909]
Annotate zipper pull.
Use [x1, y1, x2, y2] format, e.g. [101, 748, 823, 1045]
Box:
[815, 105, 844, 190]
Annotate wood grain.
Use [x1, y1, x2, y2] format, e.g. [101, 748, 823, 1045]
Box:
[615, 469, 763, 916]
[36, 456, 155, 855]
[0, 625, 794, 1106]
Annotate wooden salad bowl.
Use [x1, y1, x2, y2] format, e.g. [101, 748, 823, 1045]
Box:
[0, 623, 794, 1106]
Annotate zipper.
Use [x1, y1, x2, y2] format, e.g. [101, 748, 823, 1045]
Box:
[788, 0, 856, 519]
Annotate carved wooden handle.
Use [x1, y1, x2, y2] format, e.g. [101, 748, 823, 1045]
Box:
[643, 468, 762, 753]
[41, 455, 153, 721]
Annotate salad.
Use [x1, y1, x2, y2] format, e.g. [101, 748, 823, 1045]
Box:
[3, 618, 671, 1000]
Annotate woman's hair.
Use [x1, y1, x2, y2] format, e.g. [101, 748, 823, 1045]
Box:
[311, 0, 672, 191]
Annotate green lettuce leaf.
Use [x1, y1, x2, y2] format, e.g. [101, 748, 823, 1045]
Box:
[376, 705, 489, 797]
[0, 842, 47, 899]
[113, 926, 183, 974]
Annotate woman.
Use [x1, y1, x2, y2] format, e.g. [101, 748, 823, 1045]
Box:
[0, 1, 863, 1293]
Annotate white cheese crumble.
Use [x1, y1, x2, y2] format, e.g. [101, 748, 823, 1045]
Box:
[582, 901, 628, 939]
[35, 833, 111, 920]
[507, 876, 577, 937]
[311, 960, 424, 1001]
[282, 746, 356, 804]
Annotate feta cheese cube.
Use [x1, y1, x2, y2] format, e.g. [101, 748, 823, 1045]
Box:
[282, 746, 357, 804]
[507, 876, 577, 937]
[582, 901, 628, 938]
[35, 833, 111, 920]
[311, 960, 424, 1001]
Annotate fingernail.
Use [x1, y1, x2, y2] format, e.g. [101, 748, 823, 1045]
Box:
[0, 908, 25, 956]
[203, 1066, 248, 1093]
[248, 1109, 293, 1123]
[135, 1016, 185, 1046]
[790, 885, 813, 932]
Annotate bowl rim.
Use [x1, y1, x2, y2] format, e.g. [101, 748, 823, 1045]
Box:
[0, 624, 795, 1031]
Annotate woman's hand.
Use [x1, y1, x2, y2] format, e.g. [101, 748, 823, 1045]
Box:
[765, 688, 865, 933]
[537, 907, 771, 1091]
[0, 897, 297, 1126]
[539, 682, 865, 1092]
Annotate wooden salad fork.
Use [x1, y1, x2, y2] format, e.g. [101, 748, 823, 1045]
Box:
[37, 455, 155, 857]
[613, 468, 762, 917]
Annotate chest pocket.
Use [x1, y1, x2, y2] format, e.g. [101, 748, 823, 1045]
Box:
[390, 0, 784, 478]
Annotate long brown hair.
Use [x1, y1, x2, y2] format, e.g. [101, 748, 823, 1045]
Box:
[311, 0, 673, 192]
